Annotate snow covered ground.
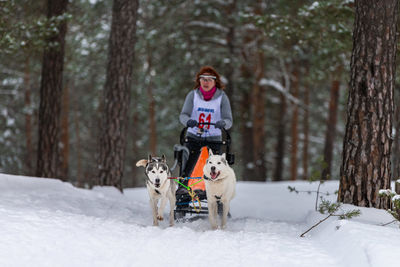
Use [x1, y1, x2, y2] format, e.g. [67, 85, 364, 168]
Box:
[0, 173, 399, 267]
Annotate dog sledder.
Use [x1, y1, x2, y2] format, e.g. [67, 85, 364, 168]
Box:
[170, 122, 235, 224]
[137, 65, 236, 229]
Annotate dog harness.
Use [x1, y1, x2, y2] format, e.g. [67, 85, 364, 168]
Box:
[168, 176, 204, 213]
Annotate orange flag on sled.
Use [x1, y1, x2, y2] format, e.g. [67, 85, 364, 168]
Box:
[188, 146, 209, 191]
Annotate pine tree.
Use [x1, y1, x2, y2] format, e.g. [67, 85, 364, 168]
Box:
[97, 0, 139, 191]
[338, 0, 398, 208]
[36, 0, 69, 178]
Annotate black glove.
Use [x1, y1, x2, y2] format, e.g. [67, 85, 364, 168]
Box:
[215, 120, 226, 129]
[186, 119, 198, 128]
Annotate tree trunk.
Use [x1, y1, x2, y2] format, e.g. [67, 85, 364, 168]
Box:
[338, 0, 398, 209]
[73, 90, 83, 187]
[98, 0, 139, 191]
[59, 83, 70, 181]
[251, 0, 267, 181]
[252, 49, 267, 181]
[24, 57, 34, 176]
[240, 89, 256, 181]
[393, 93, 400, 194]
[290, 68, 299, 181]
[322, 78, 340, 180]
[36, 0, 68, 178]
[131, 110, 141, 187]
[146, 48, 157, 156]
[273, 91, 287, 181]
[302, 83, 310, 180]
[224, 0, 236, 112]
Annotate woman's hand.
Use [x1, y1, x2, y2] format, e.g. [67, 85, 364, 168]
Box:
[187, 119, 198, 128]
[215, 120, 226, 129]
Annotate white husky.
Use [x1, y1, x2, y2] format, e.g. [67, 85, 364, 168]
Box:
[136, 155, 176, 226]
[203, 149, 236, 229]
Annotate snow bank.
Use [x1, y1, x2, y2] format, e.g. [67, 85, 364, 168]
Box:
[0, 173, 399, 267]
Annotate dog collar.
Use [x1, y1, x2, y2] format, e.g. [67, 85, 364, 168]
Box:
[146, 180, 162, 195]
[203, 174, 211, 181]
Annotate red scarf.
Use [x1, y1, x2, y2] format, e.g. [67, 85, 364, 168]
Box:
[199, 86, 217, 101]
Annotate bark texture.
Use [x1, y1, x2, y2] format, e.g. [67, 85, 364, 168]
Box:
[338, 0, 398, 208]
[273, 92, 287, 181]
[290, 68, 299, 181]
[98, 0, 139, 191]
[36, 0, 68, 178]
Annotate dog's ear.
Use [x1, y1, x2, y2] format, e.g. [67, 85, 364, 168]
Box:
[209, 149, 214, 156]
[148, 154, 152, 162]
[136, 159, 148, 167]
[161, 154, 167, 163]
[221, 153, 226, 159]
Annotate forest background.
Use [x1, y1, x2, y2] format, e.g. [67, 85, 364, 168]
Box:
[1, 0, 399, 189]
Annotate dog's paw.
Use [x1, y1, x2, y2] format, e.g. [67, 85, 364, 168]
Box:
[157, 215, 164, 221]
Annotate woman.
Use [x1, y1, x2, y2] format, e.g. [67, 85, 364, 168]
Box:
[179, 66, 233, 178]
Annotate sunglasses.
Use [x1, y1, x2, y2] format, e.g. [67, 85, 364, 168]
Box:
[199, 75, 216, 83]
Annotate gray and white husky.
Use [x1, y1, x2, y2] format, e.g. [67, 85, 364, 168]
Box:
[136, 155, 176, 226]
[203, 149, 236, 229]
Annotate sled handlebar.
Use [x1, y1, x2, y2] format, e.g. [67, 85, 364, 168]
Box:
[176, 122, 235, 166]
[179, 123, 232, 148]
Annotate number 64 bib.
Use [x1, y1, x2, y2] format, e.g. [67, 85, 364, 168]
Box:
[187, 91, 222, 137]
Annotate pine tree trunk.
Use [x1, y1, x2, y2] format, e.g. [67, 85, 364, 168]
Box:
[148, 85, 156, 155]
[98, 0, 139, 191]
[73, 92, 83, 187]
[250, 0, 266, 181]
[36, 0, 68, 178]
[302, 83, 310, 180]
[338, 0, 398, 208]
[322, 78, 340, 180]
[59, 83, 69, 181]
[290, 68, 299, 181]
[131, 110, 141, 187]
[240, 89, 256, 181]
[393, 96, 400, 194]
[146, 49, 157, 155]
[224, 0, 236, 112]
[273, 92, 287, 181]
[24, 57, 34, 176]
[252, 49, 267, 181]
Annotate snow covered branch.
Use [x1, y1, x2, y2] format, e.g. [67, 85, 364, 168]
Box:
[187, 21, 229, 33]
[259, 78, 300, 105]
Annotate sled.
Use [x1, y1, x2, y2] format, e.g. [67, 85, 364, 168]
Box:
[170, 123, 234, 220]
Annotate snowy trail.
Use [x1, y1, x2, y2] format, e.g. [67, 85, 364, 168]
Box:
[0, 175, 344, 267]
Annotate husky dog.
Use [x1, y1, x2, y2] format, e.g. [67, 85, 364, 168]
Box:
[203, 149, 236, 229]
[136, 155, 176, 226]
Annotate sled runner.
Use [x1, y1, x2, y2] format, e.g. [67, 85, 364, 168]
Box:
[170, 122, 234, 220]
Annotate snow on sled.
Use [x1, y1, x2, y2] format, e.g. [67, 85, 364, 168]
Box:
[170, 122, 234, 220]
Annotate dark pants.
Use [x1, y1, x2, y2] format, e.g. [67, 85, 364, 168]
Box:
[182, 137, 221, 178]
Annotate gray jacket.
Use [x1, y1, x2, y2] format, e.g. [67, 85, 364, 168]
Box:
[179, 88, 232, 140]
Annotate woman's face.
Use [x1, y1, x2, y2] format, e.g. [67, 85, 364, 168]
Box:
[199, 72, 216, 91]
